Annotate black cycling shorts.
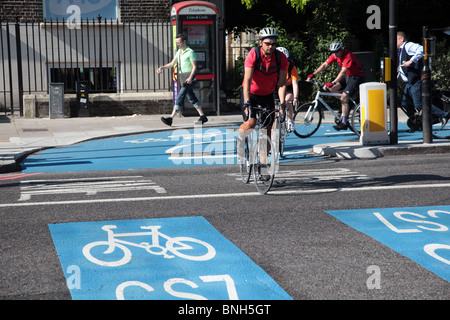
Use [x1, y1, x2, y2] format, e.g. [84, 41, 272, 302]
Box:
[241, 93, 275, 127]
[340, 75, 364, 99]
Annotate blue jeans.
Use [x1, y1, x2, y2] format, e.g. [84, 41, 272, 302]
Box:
[402, 81, 447, 118]
[175, 85, 200, 111]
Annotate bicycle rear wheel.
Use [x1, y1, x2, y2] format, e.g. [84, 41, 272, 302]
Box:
[293, 103, 322, 138]
[252, 133, 276, 194]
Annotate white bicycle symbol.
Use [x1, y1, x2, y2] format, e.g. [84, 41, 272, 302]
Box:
[82, 225, 216, 267]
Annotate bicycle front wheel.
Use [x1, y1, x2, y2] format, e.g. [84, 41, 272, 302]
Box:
[166, 237, 216, 261]
[252, 132, 276, 194]
[237, 136, 252, 183]
[293, 103, 322, 138]
[432, 120, 450, 140]
[349, 103, 361, 137]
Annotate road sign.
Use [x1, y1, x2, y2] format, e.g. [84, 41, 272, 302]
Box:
[49, 216, 292, 300]
[327, 205, 450, 281]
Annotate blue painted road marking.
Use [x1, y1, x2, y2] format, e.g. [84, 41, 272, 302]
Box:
[21, 125, 347, 173]
[327, 205, 450, 281]
[21, 123, 426, 173]
[49, 216, 292, 300]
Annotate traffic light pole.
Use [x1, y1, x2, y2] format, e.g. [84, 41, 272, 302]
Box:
[389, 0, 398, 145]
[421, 26, 433, 144]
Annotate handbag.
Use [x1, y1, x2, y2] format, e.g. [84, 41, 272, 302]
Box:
[178, 72, 196, 87]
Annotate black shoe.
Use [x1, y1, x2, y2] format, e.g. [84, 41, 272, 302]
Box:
[439, 113, 450, 129]
[333, 122, 349, 131]
[161, 117, 173, 126]
[195, 115, 208, 125]
[258, 164, 271, 181]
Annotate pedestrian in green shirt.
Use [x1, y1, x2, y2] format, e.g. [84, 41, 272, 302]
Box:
[157, 33, 208, 126]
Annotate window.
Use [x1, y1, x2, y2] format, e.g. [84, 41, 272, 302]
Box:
[50, 67, 118, 93]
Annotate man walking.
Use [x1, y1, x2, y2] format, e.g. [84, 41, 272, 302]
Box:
[157, 33, 208, 126]
[397, 31, 449, 126]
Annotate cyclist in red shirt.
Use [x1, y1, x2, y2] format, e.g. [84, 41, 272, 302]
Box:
[307, 41, 365, 130]
[237, 27, 288, 161]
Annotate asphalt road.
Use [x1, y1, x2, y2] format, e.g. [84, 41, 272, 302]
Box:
[1, 152, 449, 301]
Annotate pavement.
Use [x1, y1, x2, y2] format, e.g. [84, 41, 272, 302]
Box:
[1, 111, 450, 173]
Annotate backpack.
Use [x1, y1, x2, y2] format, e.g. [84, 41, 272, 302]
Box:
[252, 46, 282, 76]
[287, 56, 297, 79]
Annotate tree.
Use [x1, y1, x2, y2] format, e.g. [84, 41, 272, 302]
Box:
[241, 0, 311, 12]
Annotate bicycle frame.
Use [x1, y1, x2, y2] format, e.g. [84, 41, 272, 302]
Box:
[311, 90, 358, 120]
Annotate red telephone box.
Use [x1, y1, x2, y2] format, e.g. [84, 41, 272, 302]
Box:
[171, 1, 219, 114]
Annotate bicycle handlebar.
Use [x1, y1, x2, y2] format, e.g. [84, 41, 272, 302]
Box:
[305, 79, 331, 92]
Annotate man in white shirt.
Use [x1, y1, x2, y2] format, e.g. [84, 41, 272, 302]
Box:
[397, 31, 449, 126]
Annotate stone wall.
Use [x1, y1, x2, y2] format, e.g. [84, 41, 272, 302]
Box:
[24, 93, 174, 118]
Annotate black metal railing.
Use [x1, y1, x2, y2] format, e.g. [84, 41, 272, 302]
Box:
[0, 18, 172, 115]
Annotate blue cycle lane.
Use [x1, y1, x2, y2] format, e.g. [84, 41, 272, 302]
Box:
[327, 205, 450, 282]
[21, 123, 365, 173]
[20, 122, 427, 173]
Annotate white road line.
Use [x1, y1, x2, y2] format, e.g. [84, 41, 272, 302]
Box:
[1, 183, 450, 208]
[17, 176, 166, 201]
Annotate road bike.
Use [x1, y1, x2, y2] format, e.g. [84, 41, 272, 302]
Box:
[83, 224, 216, 267]
[293, 81, 360, 138]
[236, 105, 279, 194]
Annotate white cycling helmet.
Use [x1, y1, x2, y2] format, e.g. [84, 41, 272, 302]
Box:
[329, 41, 343, 52]
[259, 27, 278, 40]
[277, 47, 289, 58]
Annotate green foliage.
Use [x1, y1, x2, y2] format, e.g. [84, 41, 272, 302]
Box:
[262, 15, 307, 67]
[301, 2, 350, 83]
[432, 40, 450, 91]
[229, 0, 450, 104]
[228, 10, 353, 103]
[241, 0, 311, 12]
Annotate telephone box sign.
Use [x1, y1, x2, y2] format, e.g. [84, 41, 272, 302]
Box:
[171, 1, 218, 16]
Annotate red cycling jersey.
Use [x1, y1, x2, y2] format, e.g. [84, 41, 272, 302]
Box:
[244, 47, 288, 96]
[326, 49, 365, 77]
